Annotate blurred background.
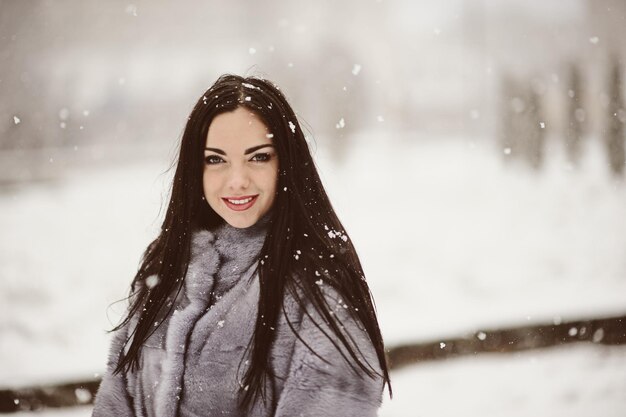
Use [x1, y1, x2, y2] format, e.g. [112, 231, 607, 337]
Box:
[1, 0, 626, 415]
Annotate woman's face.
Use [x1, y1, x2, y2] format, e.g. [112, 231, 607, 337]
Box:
[203, 106, 278, 229]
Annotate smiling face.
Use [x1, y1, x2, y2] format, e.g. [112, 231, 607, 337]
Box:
[203, 107, 279, 229]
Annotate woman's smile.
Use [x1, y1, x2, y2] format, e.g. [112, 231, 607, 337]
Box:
[222, 194, 259, 211]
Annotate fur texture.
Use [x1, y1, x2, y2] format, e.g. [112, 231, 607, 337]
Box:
[92, 220, 383, 417]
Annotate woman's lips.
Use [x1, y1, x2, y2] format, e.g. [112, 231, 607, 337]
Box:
[221, 195, 258, 211]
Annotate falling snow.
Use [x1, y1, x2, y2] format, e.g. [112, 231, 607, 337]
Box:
[146, 275, 160, 289]
[59, 108, 70, 120]
[592, 328, 605, 343]
[74, 388, 92, 404]
[125, 4, 138, 16]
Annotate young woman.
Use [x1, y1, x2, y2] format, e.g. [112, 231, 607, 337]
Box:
[92, 74, 391, 417]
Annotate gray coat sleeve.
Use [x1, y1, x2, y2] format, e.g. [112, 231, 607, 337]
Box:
[274, 289, 384, 417]
[92, 325, 135, 417]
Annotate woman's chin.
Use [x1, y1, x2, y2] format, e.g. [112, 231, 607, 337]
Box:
[222, 214, 259, 229]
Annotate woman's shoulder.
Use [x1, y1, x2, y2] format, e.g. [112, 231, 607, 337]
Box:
[282, 269, 379, 369]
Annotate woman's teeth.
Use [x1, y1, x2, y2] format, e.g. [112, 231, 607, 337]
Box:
[227, 197, 253, 205]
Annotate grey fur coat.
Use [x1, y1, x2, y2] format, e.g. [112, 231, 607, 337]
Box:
[92, 220, 384, 417]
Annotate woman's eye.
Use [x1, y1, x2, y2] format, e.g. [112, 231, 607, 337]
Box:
[204, 155, 224, 165]
[250, 153, 271, 162]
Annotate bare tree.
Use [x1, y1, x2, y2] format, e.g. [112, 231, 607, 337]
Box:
[525, 86, 545, 169]
[498, 74, 519, 161]
[565, 63, 585, 166]
[499, 74, 545, 169]
[604, 55, 625, 176]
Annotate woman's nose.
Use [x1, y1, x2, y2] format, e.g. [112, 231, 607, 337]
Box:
[226, 164, 250, 191]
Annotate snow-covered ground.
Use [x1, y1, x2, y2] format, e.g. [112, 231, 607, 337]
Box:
[379, 344, 626, 417]
[1, 134, 625, 414]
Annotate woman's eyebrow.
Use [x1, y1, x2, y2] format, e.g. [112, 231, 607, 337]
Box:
[204, 147, 226, 155]
[244, 144, 274, 155]
[204, 144, 274, 155]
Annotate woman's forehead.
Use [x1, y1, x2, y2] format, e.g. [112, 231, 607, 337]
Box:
[205, 107, 271, 149]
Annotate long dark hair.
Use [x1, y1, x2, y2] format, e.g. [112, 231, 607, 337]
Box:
[113, 74, 391, 409]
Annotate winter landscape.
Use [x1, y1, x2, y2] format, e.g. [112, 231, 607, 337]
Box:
[2, 0, 626, 416]
[2, 137, 626, 415]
